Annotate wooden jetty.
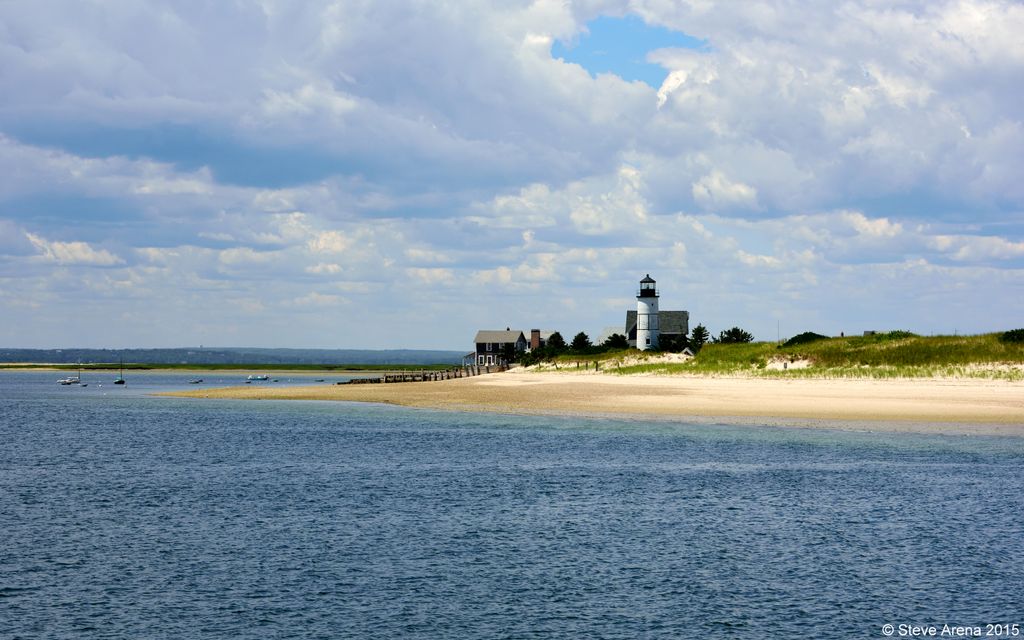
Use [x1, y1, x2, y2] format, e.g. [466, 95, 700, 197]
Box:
[339, 365, 506, 385]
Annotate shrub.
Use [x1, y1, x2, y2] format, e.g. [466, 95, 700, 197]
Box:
[783, 332, 830, 347]
[883, 330, 917, 340]
[717, 327, 754, 344]
[1001, 329, 1024, 343]
[602, 333, 629, 349]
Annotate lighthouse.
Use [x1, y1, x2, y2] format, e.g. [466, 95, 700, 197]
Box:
[636, 274, 660, 350]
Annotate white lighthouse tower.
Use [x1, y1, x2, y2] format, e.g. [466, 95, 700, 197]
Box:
[636, 274, 660, 350]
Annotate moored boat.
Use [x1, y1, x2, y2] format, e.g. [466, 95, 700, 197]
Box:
[58, 363, 83, 385]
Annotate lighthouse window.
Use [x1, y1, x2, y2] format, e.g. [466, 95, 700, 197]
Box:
[645, 338, 651, 345]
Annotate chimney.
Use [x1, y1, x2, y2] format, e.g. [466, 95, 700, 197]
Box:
[531, 329, 541, 350]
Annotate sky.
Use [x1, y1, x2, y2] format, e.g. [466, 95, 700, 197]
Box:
[1, 0, 1022, 350]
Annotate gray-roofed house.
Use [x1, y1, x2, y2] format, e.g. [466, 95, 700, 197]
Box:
[624, 310, 689, 348]
[472, 329, 527, 366]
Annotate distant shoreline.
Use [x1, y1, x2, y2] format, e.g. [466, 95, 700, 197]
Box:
[161, 370, 1024, 436]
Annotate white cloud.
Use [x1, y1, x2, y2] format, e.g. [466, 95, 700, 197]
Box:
[26, 233, 123, 266]
[258, 83, 359, 120]
[839, 211, 903, 238]
[737, 251, 782, 268]
[292, 291, 348, 307]
[406, 267, 455, 285]
[471, 184, 560, 229]
[404, 248, 453, 264]
[931, 235, 1024, 261]
[307, 230, 351, 254]
[218, 247, 276, 266]
[692, 171, 759, 211]
[473, 164, 650, 236]
[133, 175, 212, 196]
[306, 262, 342, 275]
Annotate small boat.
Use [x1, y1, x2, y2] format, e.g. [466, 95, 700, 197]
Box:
[247, 374, 270, 381]
[189, 378, 203, 384]
[114, 360, 126, 385]
[58, 363, 82, 385]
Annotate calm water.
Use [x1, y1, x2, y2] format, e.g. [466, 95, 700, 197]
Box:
[2, 371, 1023, 638]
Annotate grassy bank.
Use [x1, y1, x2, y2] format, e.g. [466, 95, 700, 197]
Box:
[545, 333, 1024, 380]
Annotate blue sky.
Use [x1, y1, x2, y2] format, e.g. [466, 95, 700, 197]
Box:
[551, 15, 707, 88]
[1, 1, 1022, 349]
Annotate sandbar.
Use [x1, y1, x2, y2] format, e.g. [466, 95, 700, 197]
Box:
[162, 370, 1024, 435]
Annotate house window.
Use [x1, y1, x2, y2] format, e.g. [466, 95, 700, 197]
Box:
[486, 342, 493, 351]
[645, 338, 651, 345]
[478, 355, 485, 365]
[486, 355, 494, 365]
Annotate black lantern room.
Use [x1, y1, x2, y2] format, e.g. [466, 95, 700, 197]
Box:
[638, 274, 658, 298]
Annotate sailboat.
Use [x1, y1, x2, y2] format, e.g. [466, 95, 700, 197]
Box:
[114, 360, 126, 385]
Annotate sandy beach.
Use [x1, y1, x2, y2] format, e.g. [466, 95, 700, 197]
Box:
[163, 370, 1024, 434]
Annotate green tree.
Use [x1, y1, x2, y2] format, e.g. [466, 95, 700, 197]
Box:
[690, 324, 710, 352]
[717, 326, 754, 344]
[570, 331, 592, 352]
[546, 331, 567, 352]
[601, 333, 629, 349]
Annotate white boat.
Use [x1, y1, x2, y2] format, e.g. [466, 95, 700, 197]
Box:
[247, 374, 270, 381]
[58, 363, 82, 385]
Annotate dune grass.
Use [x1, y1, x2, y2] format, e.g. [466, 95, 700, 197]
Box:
[555, 332, 1024, 380]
